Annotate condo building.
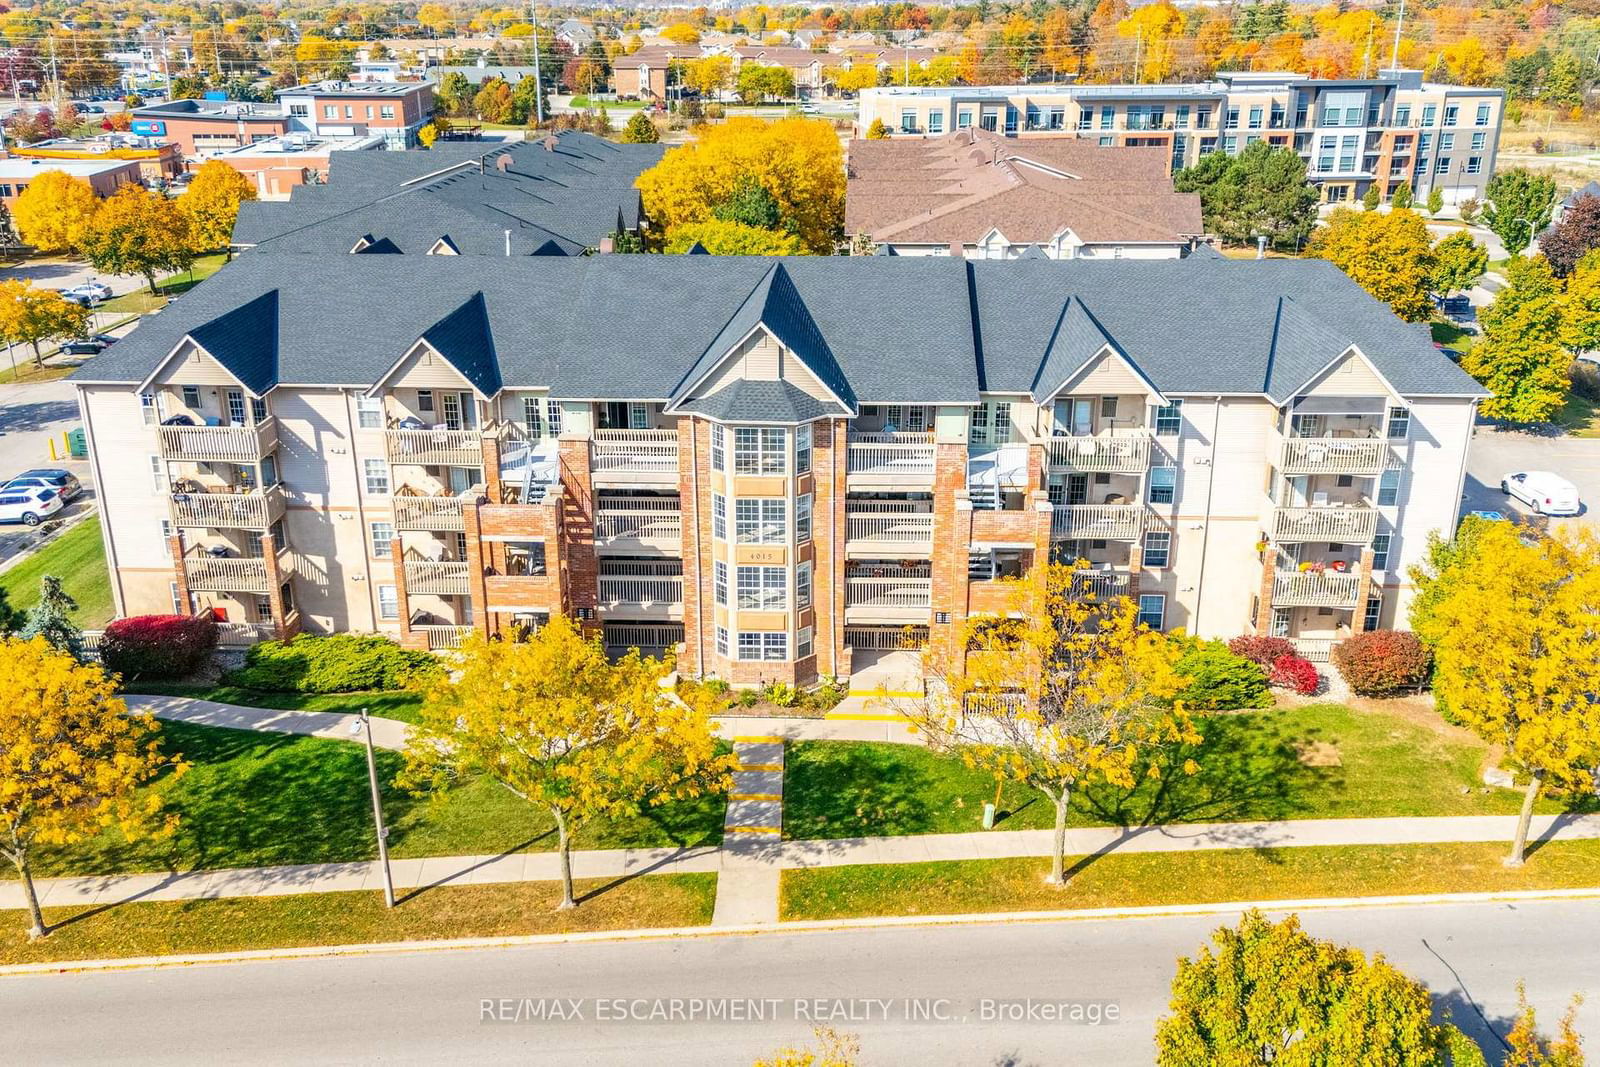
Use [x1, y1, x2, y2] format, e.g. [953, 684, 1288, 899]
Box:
[73, 253, 1482, 684]
[859, 69, 1504, 205]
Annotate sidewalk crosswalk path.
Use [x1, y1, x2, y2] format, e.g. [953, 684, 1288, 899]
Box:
[712, 737, 787, 925]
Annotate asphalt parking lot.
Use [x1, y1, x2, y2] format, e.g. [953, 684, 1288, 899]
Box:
[1463, 423, 1599, 531]
[0, 375, 95, 568]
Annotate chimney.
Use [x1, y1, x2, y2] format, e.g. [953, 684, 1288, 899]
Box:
[599, 237, 615, 254]
[948, 241, 964, 258]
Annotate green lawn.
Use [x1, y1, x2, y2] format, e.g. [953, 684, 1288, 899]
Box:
[780, 840, 1600, 921]
[100, 252, 229, 315]
[2, 873, 716, 964]
[1554, 391, 1600, 437]
[125, 682, 425, 724]
[782, 703, 1595, 840]
[28, 721, 726, 877]
[1429, 320, 1474, 350]
[0, 516, 113, 627]
[0, 357, 81, 385]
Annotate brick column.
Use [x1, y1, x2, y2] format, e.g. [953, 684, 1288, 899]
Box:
[676, 416, 709, 676]
[480, 429, 503, 504]
[558, 434, 600, 634]
[390, 536, 426, 649]
[167, 532, 192, 615]
[1253, 549, 1276, 634]
[463, 500, 491, 636]
[1350, 548, 1377, 634]
[929, 434, 971, 670]
[259, 532, 293, 641]
[1028, 489, 1053, 579]
[811, 419, 848, 680]
[1125, 541, 1142, 602]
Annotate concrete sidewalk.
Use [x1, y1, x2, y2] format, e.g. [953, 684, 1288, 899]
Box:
[8, 813, 1597, 914]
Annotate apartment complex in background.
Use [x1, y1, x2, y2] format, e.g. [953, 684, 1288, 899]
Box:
[73, 254, 1481, 685]
[859, 69, 1504, 205]
[846, 128, 1203, 259]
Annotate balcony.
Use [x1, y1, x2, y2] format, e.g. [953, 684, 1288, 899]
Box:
[1272, 568, 1361, 609]
[183, 548, 289, 594]
[169, 485, 287, 530]
[591, 429, 679, 486]
[594, 496, 682, 550]
[1047, 430, 1151, 473]
[844, 506, 933, 557]
[1279, 436, 1390, 476]
[393, 494, 466, 532]
[1271, 505, 1378, 544]
[846, 432, 936, 487]
[384, 427, 484, 468]
[414, 624, 474, 650]
[844, 576, 932, 623]
[1051, 504, 1145, 541]
[1070, 567, 1132, 600]
[597, 574, 684, 619]
[157, 417, 278, 463]
[404, 559, 471, 596]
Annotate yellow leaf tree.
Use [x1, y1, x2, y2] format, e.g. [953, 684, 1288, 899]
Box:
[179, 159, 257, 254]
[401, 617, 735, 910]
[78, 184, 198, 295]
[1409, 519, 1600, 866]
[659, 22, 701, 45]
[1307, 206, 1438, 322]
[902, 563, 1199, 886]
[0, 636, 183, 940]
[664, 219, 802, 255]
[0, 279, 91, 369]
[11, 170, 100, 253]
[635, 117, 844, 255]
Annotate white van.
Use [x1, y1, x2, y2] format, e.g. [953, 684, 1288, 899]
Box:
[0, 487, 63, 526]
[1500, 471, 1582, 516]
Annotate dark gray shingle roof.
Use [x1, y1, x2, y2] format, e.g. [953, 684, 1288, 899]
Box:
[679, 380, 847, 423]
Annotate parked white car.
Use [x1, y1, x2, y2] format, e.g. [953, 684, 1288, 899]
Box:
[62, 281, 112, 304]
[0, 486, 64, 526]
[1500, 471, 1582, 516]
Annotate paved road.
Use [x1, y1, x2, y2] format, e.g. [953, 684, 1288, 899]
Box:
[6, 899, 1597, 1064]
[1464, 423, 1599, 531]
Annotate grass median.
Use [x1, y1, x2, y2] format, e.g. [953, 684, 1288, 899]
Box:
[780, 840, 1600, 921]
[1, 873, 716, 965]
[0, 515, 113, 627]
[124, 682, 425, 725]
[782, 702, 1596, 840]
[27, 721, 726, 878]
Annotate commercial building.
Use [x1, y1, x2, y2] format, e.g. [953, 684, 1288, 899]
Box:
[73, 253, 1481, 683]
[847, 128, 1203, 259]
[204, 134, 388, 199]
[858, 69, 1505, 204]
[4, 136, 184, 181]
[0, 156, 142, 207]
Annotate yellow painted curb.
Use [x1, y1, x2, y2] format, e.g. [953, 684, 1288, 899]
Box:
[730, 793, 783, 802]
[726, 826, 782, 834]
[735, 762, 782, 772]
[732, 735, 784, 743]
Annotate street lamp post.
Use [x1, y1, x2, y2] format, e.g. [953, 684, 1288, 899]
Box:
[355, 707, 396, 908]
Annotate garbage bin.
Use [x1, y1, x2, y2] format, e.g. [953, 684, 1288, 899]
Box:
[67, 428, 88, 459]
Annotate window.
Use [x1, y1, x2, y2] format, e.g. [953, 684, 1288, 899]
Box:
[1344, 106, 1361, 125]
[1421, 104, 1436, 127]
[1225, 106, 1239, 129]
[160, 518, 172, 541]
[1047, 106, 1064, 130]
[1371, 533, 1391, 571]
[1466, 156, 1482, 175]
[170, 581, 186, 615]
[797, 625, 813, 659]
[1099, 106, 1113, 130]
[1443, 105, 1458, 126]
[1471, 131, 1485, 151]
[344, 105, 353, 119]
[1196, 106, 1211, 129]
[1248, 106, 1262, 130]
[957, 109, 973, 129]
[1099, 396, 1118, 419]
[1271, 103, 1285, 128]
[1317, 138, 1335, 172]
[1395, 104, 1411, 125]
[181, 385, 201, 409]
[365, 105, 373, 119]
[1339, 134, 1358, 172]
[1149, 466, 1177, 504]
[1004, 105, 1018, 134]
[1378, 469, 1401, 506]
[713, 493, 728, 539]
[416, 389, 435, 414]
[1154, 400, 1183, 436]
[735, 498, 786, 543]
[1137, 594, 1166, 631]
[378, 584, 398, 620]
[381, 105, 395, 119]
[1386, 405, 1410, 440]
[797, 560, 812, 610]
[796, 493, 812, 542]
[364, 459, 390, 495]
[505, 541, 545, 576]
[715, 626, 729, 657]
[543, 398, 562, 435]
[323, 104, 337, 119]
[251, 397, 267, 422]
[140, 392, 159, 425]
[737, 566, 787, 610]
[1222, 135, 1237, 155]
[1364, 595, 1383, 631]
[737, 631, 786, 661]
[1439, 132, 1454, 151]
[255, 596, 274, 623]
[900, 109, 917, 133]
[795, 424, 811, 475]
[1142, 530, 1171, 568]
[1418, 132, 1432, 152]
[1270, 607, 1291, 638]
[1175, 105, 1189, 129]
[1076, 108, 1092, 131]
[928, 110, 944, 134]
[356, 396, 382, 429]
[734, 427, 786, 474]
[1475, 103, 1490, 126]
[1025, 103, 1040, 130]
[714, 561, 728, 606]
[370, 521, 393, 558]
[1435, 156, 1451, 174]
[711, 425, 725, 472]
[150, 455, 164, 493]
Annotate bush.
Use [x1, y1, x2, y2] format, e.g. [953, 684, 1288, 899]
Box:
[1571, 360, 1600, 403]
[1227, 635, 1296, 670]
[1270, 654, 1320, 695]
[226, 634, 441, 693]
[764, 681, 800, 708]
[1331, 630, 1432, 697]
[803, 678, 847, 712]
[100, 614, 217, 679]
[1172, 639, 1271, 710]
[736, 687, 760, 708]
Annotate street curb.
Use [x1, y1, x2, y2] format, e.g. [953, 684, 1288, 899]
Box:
[8, 885, 1600, 978]
[0, 503, 98, 576]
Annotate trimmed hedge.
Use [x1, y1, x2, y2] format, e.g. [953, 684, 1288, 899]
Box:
[1172, 639, 1272, 710]
[1332, 630, 1432, 697]
[1227, 635, 1296, 670]
[226, 634, 441, 694]
[100, 614, 218, 679]
[1270, 654, 1320, 696]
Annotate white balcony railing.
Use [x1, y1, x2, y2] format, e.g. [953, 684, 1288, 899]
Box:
[1272, 568, 1361, 608]
[1291, 637, 1336, 663]
[1271, 505, 1379, 543]
[1051, 504, 1145, 541]
[1070, 568, 1131, 600]
[845, 576, 932, 610]
[404, 559, 471, 596]
[384, 427, 484, 468]
[1279, 437, 1390, 476]
[591, 429, 680, 477]
[157, 417, 277, 463]
[595, 496, 682, 544]
[415, 624, 474, 650]
[183, 553, 279, 594]
[598, 575, 684, 608]
[1047, 430, 1152, 473]
[169, 485, 286, 530]
[847, 432, 936, 479]
[845, 508, 934, 545]
[392, 494, 466, 531]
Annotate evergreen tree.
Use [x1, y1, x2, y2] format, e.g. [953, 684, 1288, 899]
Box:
[18, 575, 79, 654]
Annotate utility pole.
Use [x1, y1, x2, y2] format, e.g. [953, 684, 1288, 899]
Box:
[357, 708, 396, 908]
[1389, 0, 1405, 71]
[1133, 28, 1142, 85]
[46, 35, 60, 116]
[1361, 18, 1375, 79]
[158, 31, 171, 94]
[530, 4, 544, 124]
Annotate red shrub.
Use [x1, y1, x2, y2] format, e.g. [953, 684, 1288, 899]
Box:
[1331, 630, 1432, 697]
[1270, 654, 1320, 695]
[1228, 635, 1296, 670]
[100, 614, 217, 679]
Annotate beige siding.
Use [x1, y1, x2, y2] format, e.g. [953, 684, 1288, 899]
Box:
[1380, 397, 1477, 620]
[150, 339, 246, 389]
[1059, 351, 1150, 397]
[384, 342, 474, 390]
[695, 328, 835, 404]
[1302, 350, 1392, 399]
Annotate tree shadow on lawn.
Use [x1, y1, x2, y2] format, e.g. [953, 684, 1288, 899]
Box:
[1074, 713, 1341, 830]
[784, 743, 941, 838]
